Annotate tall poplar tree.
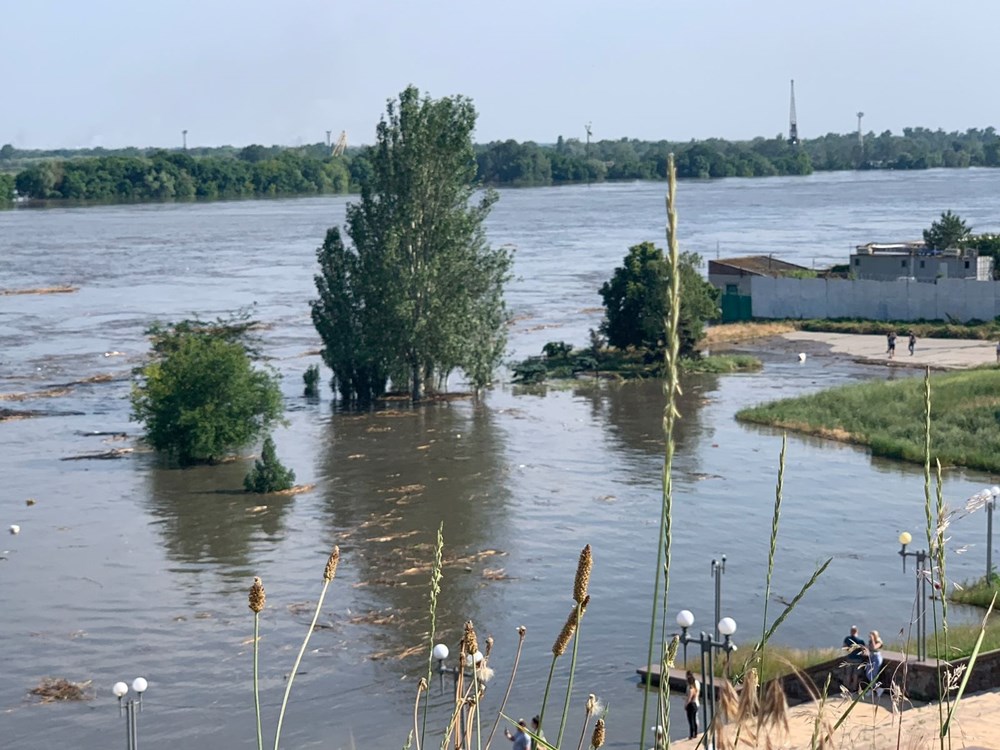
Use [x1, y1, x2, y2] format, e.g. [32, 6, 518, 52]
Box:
[312, 86, 512, 403]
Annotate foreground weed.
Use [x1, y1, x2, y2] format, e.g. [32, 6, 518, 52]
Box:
[248, 577, 266, 750]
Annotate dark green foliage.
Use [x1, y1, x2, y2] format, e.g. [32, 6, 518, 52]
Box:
[0, 173, 13, 207]
[130, 316, 283, 465]
[599, 242, 720, 356]
[542, 341, 573, 358]
[243, 435, 296, 493]
[302, 365, 321, 397]
[923, 210, 971, 250]
[311, 86, 512, 404]
[794, 318, 1000, 340]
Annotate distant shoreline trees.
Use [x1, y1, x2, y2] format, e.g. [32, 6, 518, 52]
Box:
[3, 125, 1000, 207]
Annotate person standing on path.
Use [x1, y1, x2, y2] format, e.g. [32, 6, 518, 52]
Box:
[842, 625, 866, 691]
[529, 716, 545, 750]
[684, 670, 701, 740]
[908, 332, 917, 356]
[995, 340, 1000, 364]
[887, 332, 897, 359]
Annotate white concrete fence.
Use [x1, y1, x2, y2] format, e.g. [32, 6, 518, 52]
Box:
[750, 276, 1000, 322]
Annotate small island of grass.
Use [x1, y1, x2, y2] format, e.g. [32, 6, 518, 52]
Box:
[737, 368, 1000, 472]
[513, 345, 761, 383]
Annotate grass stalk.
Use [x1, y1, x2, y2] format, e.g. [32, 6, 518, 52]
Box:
[920, 368, 946, 750]
[556, 602, 583, 747]
[485, 626, 526, 749]
[254, 612, 263, 750]
[575, 705, 594, 750]
[273, 546, 339, 750]
[537, 656, 558, 732]
[639, 152, 681, 750]
[758, 436, 786, 697]
[941, 593, 996, 736]
[422, 523, 445, 748]
[414, 679, 427, 750]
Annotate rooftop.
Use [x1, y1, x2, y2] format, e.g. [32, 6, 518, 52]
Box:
[709, 255, 812, 277]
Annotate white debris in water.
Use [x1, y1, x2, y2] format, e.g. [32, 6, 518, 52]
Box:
[797, 352, 807, 363]
[9, 524, 20, 535]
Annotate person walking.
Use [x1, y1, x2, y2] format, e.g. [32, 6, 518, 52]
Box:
[887, 331, 897, 359]
[995, 340, 1000, 364]
[504, 719, 531, 750]
[842, 625, 866, 691]
[684, 670, 701, 740]
[529, 716, 545, 750]
[908, 332, 917, 356]
[865, 630, 884, 697]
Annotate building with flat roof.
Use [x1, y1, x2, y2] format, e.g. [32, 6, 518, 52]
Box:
[851, 242, 993, 282]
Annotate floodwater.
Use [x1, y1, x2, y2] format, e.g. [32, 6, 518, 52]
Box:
[2, 169, 1000, 749]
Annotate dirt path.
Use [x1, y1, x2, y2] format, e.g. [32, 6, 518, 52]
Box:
[771, 331, 999, 371]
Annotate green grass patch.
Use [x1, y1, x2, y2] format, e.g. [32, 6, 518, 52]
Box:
[680, 354, 762, 374]
[680, 646, 839, 682]
[512, 346, 760, 382]
[789, 317, 1000, 341]
[737, 368, 1000, 472]
[888, 618, 1000, 660]
[951, 573, 1000, 609]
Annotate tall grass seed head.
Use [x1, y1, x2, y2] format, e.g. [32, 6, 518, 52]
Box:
[249, 576, 266, 613]
[591, 718, 605, 749]
[463, 620, 479, 656]
[573, 544, 592, 604]
[323, 545, 341, 582]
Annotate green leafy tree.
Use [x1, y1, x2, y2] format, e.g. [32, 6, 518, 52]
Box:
[312, 85, 512, 402]
[130, 317, 283, 464]
[599, 242, 719, 356]
[923, 210, 972, 250]
[0, 173, 14, 207]
[243, 435, 296, 493]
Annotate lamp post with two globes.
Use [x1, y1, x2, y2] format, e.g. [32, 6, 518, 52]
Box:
[433, 643, 483, 748]
[675, 609, 738, 743]
[971, 485, 1000, 581]
[897, 531, 929, 661]
[112, 677, 148, 750]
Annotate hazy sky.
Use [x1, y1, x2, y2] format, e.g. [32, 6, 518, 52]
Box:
[3, 0, 995, 149]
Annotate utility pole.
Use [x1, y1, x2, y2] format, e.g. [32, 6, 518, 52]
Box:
[182, 129, 188, 150]
[585, 122, 592, 159]
[856, 112, 865, 146]
[788, 80, 799, 146]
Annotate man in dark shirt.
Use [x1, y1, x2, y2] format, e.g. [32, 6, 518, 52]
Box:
[842, 625, 866, 691]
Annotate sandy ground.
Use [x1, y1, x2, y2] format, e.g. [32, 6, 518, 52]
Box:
[764, 332, 999, 371]
[669, 689, 1000, 749]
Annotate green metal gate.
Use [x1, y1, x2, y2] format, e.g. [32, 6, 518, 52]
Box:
[720, 293, 752, 323]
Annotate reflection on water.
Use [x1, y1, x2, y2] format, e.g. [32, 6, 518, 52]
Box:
[144, 457, 296, 583]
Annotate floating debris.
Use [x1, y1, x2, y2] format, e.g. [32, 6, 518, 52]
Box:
[29, 678, 93, 703]
[1, 286, 78, 296]
[10, 525, 20, 535]
[61, 448, 134, 461]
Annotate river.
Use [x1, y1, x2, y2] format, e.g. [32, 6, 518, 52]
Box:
[2, 169, 999, 749]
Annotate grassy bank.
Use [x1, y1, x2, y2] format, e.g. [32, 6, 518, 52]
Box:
[680, 646, 840, 682]
[737, 368, 1000, 472]
[889, 618, 1000, 660]
[512, 347, 761, 382]
[951, 574, 1000, 609]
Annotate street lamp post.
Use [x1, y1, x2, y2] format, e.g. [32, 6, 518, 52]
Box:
[676, 610, 738, 744]
[974, 486, 1000, 581]
[898, 531, 929, 661]
[112, 677, 148, 750]
[712, 556, 726, 640]
[433, 643, 483, 749]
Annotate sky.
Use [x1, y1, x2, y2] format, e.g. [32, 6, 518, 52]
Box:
[2, 0, 996, 150]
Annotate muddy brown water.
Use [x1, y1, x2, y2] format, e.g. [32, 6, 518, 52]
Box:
[3, 171, 1000, 748]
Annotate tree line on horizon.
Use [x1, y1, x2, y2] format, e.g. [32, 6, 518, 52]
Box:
[4, 125, 1000, 205]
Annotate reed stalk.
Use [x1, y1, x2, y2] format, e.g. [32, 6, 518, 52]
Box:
[422, 523, 445, 747]
[639, 152, 681, 750]
[485, 626, 526, 749]
[273, 546, 339, 750]
[934, 459, 952, 750]
[574, 695, 596, 750]
[248, 577, 266, 750]
[941, 593, 996, 736]
[919, 369, 947, 750]
[758, 436, 786, 699]
[556, 601, 583, 748]
[414, 679, 428, 750]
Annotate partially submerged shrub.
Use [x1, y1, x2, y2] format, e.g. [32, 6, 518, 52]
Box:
[244, 436, 295, 493]
[303, 364, 321, 397]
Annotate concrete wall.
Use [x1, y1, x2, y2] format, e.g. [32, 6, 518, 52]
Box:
[750, 277, 1000, 322]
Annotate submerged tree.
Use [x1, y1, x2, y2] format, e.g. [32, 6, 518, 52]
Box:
[599, 242, 719, 357]
[923, 210, 971, 250]
[130, 315, 283, 464]
[244, 435, 296, 493]
[311, 85, 512, 404]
